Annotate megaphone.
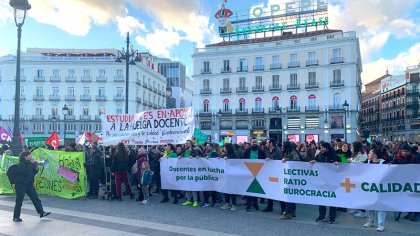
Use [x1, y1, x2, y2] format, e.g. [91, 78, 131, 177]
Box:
[35, 159, 50, 168]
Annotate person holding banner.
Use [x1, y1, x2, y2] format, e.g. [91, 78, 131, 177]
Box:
[11, 151, 51, 222]
[181, 140, 200, 207]
[111, 143, 135, 201]
[160, 144, 179, 204]
[221, 143, 238, 211]
[85, 144, 102, 199]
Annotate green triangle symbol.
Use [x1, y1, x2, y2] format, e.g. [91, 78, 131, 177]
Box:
[246, 178, 265, 194]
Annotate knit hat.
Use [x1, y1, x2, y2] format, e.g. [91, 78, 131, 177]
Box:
[400, 143, 410, 151]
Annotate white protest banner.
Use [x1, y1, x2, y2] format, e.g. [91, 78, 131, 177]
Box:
[161, 158, 420, 212]
[101, 107, 194, 145]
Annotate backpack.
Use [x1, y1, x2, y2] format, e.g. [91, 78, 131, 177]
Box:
[131, 161, 138, 175]
[6, 164, 18, 184]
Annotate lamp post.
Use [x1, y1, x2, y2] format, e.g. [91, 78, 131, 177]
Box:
[62, 104, 68, 146]
[10, 0, 31, 155]
[276, 106, 281, 142]
[217, 113, 222, 143]
[343, 100, 349, 142]
[115, 32, 141, 114]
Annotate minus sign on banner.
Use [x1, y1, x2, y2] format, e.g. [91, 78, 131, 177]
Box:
[269, 177, 279, 182]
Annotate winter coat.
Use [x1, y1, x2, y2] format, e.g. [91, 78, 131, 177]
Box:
[268, 147, 282, 160]
[349, 153, 368, 163]
[13, 161, 38, 185]
[141, 170, 154, 185]
[111, 152, 129, 172]
[392, 152, 417, 164]
[85, 149, 102, 176]
[315, 149, 339, 163]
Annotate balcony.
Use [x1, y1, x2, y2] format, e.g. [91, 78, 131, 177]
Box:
[81, 76, 92, 82]
[288, 61, 300, 68]
[15, 76, 26, 82]
[287, 84, 301, 90]
[330, 80, 345, 87]
[219, 109, 232, 115]
[66, 115, 76, 120]
[33, 95, 45, 101]
[237, 66, 248, 72]
[48, 115, 59, 120]
[114, 95, 124, 101]
[253, 65, 264, 71]
[287, 106, 300, 112]
[201, 125, 212, 130]
[96, 76, 107, 82]
[198, 110, 212, 116]
[252, 86, 264, 92]
[96, 95, 107, 101]
[252, 124, 265, 129]
[329, 105, 343, 110]
[50, 76, 61, 82]
[201, 69, 211, 74]
[136, 79, 141, 86]
[49, 95, 60, 101]
[221, 68, 231, 73]
[32, 115, 44, 120]
[34, 76, 45, 82]
[305, 82, 319, 89]
[200, 88, 212, 95]
[236, 87, 248, 93]
[33, 130, 45, 134]
[80, 95, 91, 101]
[147, 85, 153, 91]
[95, 115, 102, 121]
[153, 87, 157, 93]
[305, 106, 319, 112]
[269, 85, 282, 91]
[270, 63, 282, 70]
[220, 125, 233, 130]
[65, 95, 76, 101]
[235, 108, 248, 115]
[14, 95, 26, 100]
[269, 107, 282, 113]
[252, 108, 264, 114]
[220, 88, 232, 94]
[136, 97, 142, 103]
[236, 124, 249, 130]
[306, 60, 319, 66]
[80, 115, 91, 121]
[65, 76, 76, 82]
[142, 82, 147, 88]
[330, 57, 344, 64]
[114, 76, 124, 82]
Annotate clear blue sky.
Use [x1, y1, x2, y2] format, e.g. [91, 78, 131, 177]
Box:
[0, 0, 419, 83]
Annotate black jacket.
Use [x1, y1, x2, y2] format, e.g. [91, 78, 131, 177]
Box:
[14, 161, 38, 185]
[244, 145, 265, 159]
[86, 149, 102, 176]
[268, 147, 282, 160]
[111, 152, 129, 172]
[316, 149, 339, 163]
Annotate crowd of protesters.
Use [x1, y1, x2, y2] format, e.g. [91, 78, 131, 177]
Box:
[1, 138, 419, 231]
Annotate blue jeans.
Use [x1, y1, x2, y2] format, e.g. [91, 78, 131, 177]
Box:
[285, 202, 296, 214]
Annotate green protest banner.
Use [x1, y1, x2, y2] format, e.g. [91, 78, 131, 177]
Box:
[0, 149, 86, 199]
[194, 128, 207, 145]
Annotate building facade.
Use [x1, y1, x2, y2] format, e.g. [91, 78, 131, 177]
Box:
[192, 30, 362, 143]
[0, 48, 166, 143]
[405, 64, 420, 142]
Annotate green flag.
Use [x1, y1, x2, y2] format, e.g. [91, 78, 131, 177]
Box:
[194, 128, 207, 145]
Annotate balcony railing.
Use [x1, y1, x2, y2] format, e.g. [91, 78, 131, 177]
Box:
[269, 107, 281, 113]
[96, 76, 107, 82]
[269, 85, 282, 91]
[65, 76, 76, 82]
[80, 115, 91, 121]
[198, 110, 212, 115]
[270, 63, 282, 70]
[14, 95, 26, 100]
[287, 84, 300, 90]
[236, 124, 249, 129]
[287, 106, 300, 112]
[237, 66, 248, 72]
[142, 82, 147, 88]
[33, 95, 45, 101]
[66, 115, 76, 120]
[252, 86, 264, 92]
[220, 125, 233, 130]
[201, 69, 211, 74]
[32, 115, 44, 120]
[200, 89, 212, 95]
[136, 79, 141, 86]
[253, 65, 264, 71]
[136, 97, 142, 103]
[235, 108, 248, 115]
[329, 105, 343, 110]
[96, 95, 107, 101]
[305, 82, 319, 89]
[95, 115, 102, 120]
[81, 76, 92, 82]
[220, 88, 232, 94]
[330, 57, 344, 64]
[219, 109, 232, 114]
[252, 124, 265, 129]
[65, 95, 76, 101]
[114, 95, 124, 101]
[50, 76, 61, 82]
[288, 61, 300, 68]
[201, 125, 212, 130]
[34, 76, 45, 82]
[221, 68, 231, 73]
[15, 76, 26, 82]
[306, 60, 319, 66]
[114, 76, 124, 82]
[305, 106, 319, 112]
[252, 108, 264, 114]
[49, 95, 60, 101]
[330, 80, 345, 87]
[236, 87, 248, 93]
[48, 115, 60, 120]
[80, 95, 91, 101]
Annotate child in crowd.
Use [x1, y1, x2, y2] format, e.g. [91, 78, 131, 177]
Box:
[140, 161, 153, 205]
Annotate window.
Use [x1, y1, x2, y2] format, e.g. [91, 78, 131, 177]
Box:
[117, 69, 123, 76]
[290, 73, 298, 86]
[83, 87, 89, 95]
[20, 69, 24, 76]
[308, 51, 316, 61]
[99, 87, 105, 97]
[272, 55, 280, 64]
[98, 107, 105, 115]
[333, 93, 341, 107]
[239, 98, 246, 111]
[36, 87, 43, 96]
[84, 69, 90, 76]
[53, 69, 59, 77]
[333, 69, 341, 82]
[37, 69, 44, 78]
[255, 97, 262, 111]
[290, 53, 297, 62]
[52, 87, 59, 96]
[308, 72, 316, 84]
[272, 75, 279, 87]
[20, 86, 24, 96]
[223, 60, 230, 71]
[117, 87, 123, 97]
[255, 76, 262, 88]
[272, 96, 279, 109]
[35, 107, 43, 115]
[68, 87, 74, 96]
[239, 77, 246, 88]
[99, 69, 105, 76]
[68, 69, 75, 76]
[67, 107, 74, 116]
[83, 106, 89, 115]
[308, 94, 316, 107]
[290, 96, 297, 109]
[239, 59, 247, 70]
[223, 78, 229, 89]
[203, 61, 210, 72]
[255, 57, 263, 66]
[203, 79, 209, 89]
[333, 48, 342, 58]
[33, 124, 44, 131]
[203, 99, 209, 112]
[116, 107, 123, 114]
[223, 99, 230, 111]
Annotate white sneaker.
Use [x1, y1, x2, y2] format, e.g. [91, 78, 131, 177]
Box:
[230, 205, 237, 211]
[376, 225, 385, 232]
[141, 200, 148, 205]
[354, 211, 367, 218]
[221, 204, 231, 210]
[363, 222, 375, 228]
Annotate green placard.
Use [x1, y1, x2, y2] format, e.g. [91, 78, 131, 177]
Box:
[194, 128, 207, 146]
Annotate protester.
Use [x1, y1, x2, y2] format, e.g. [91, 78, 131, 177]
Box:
[85, 144, 102, 199]
[160, 144, 179, 204]
[111, 142, 135, 201]
[221, 143, 238, 211]
[139, 161, 153, 205]
[264, 139, 283, 213]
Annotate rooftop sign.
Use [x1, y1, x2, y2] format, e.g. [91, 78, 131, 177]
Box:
[215, 0, 329, 38]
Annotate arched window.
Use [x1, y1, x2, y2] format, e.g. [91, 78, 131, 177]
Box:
[239, 98, 245, 111]
[255, 97, 262, 111]
[290, 95, 297, 109]
[333, 93, 341, 108]
[203, 99, 209, 112]
[223, 98, 230, 111]
[308, 94, 316, 107]
[272, 96, 279, 109]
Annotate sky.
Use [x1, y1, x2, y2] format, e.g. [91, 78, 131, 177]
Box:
[0, 0, 419, 85]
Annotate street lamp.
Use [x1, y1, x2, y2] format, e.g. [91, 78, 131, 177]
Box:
[62, 104, 68, 146]
[276, 106, 281, 142]
[217, 113, 222, 143]
[343, 100, 349, 142]
[115, 32, 141, 114]
[10, 0, 31, 155]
